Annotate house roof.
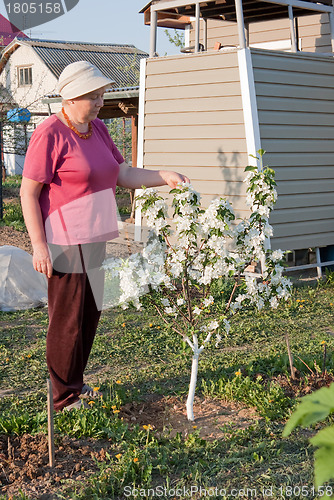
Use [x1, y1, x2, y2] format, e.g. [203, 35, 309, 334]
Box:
[141, 0, 333, 25]
[43, 86, 140, 119]
[0, 38, 148, 87]
[0, 14, 28, 47]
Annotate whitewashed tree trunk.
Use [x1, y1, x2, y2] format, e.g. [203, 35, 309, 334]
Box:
[186, 335, 201, 421]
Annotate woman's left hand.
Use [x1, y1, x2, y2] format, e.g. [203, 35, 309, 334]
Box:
[160, 170, 190, 189]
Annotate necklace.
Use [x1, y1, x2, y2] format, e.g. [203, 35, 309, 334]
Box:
[61, 107, 93, 139]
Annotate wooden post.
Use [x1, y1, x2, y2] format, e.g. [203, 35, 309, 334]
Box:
[195, 2, 200, 53]
[131, 115, 138, 169]
[203, 18, 208, 51]
[47, 379, 55, 468]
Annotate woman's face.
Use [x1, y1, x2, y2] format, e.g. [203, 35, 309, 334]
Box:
[70, 86, 107, 123]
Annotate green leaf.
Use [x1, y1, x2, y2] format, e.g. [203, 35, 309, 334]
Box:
[244, 165, 258, 172]
[311, 426, 334, 448]
[312, 443, 334, 487]
[283, 383, 334, 437]
[257, 148, 266, 157]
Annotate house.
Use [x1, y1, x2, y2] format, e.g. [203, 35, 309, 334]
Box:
[0, 37, 148, 175]
[136, 0, 334, 274]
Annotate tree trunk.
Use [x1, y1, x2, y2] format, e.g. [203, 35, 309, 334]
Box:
[186, 350, 199, 421]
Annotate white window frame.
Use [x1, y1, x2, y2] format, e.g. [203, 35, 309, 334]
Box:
[17, 66, 33, 86]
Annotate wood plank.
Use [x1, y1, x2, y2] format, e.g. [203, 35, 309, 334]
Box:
[260, 124, 334, 140]
[145, 109, 245, 126]
[277, 179, 334, 195]
[270, 205, 334, 224]
[258, 110, 334, 126]
[255, 82, 334, 100]
[144, 138, 248, 153]
[251, 50, 334, 75]
[144, 165, 248, 181]
[145, 81, 242, 99]
[254, 68, 334, 88]
[144, 124, 246, 140]
[271, 232, 334, 251]
[144, 95, 244, 113]
[263, 152, 334, 166]
[261, 138, 334, 152]
[271, 219, 334, 238]
[143, 152, 249, 167]
[274, 166, 334, 181]
[256, 96, 334, 113]
[275, 192, 334, 209]
[145, 51, 239, 76]
[146, 67, 241, 88]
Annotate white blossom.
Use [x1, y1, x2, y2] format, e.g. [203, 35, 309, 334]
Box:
[203, 295, 214, 307]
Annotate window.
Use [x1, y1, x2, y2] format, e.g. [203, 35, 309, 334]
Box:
[18, 66, 32, 86]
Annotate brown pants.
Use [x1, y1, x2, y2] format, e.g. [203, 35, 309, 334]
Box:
[47, 243, 105, 411]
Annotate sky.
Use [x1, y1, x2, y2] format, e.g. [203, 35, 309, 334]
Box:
[0, 0, 180, 55]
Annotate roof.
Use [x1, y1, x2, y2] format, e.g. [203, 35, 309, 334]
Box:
[42, 86, 140, 119]
[141, 0, 333, 25]
[1, 38, 148, 87]
[0, 14, 28, 46]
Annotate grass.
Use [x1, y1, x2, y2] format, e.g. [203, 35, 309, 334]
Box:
[0, 277, 334, 498]
[1, 175, 25, 231]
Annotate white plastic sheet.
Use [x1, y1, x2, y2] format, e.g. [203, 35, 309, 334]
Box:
[0, 245, 47, 311]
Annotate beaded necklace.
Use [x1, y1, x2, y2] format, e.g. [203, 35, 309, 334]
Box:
[61, 107, 93, 139]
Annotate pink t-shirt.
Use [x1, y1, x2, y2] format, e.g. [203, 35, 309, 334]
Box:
[23, 115, 124, 245]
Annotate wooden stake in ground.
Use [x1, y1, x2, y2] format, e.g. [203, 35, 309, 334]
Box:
[47, 379, 55, 468]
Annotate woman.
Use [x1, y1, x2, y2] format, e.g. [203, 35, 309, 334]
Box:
[20, 61, 189, 411]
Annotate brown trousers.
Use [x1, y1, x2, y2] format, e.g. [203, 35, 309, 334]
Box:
[47, 243, 105, 411]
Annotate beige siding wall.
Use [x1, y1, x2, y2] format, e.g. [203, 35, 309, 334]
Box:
[189, 14, 331, 53]
[143, 50, 249, 216]
[251, 48, 334, 250]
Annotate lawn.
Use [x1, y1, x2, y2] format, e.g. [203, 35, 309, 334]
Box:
[0, 275, 334, 499]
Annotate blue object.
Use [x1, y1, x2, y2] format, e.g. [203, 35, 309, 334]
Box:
[7, 108, 31, 123]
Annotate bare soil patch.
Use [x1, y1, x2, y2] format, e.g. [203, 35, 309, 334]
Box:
[0, 226, 32, 254]
[120, 394, 259, 440]
[0, 433, 110, 499]
[273, 371, 334, 398]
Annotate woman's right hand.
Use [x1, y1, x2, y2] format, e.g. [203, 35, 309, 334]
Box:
[32, 243, 53, 278]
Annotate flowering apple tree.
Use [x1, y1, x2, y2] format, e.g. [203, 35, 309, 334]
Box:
[103, 151, 292, 421]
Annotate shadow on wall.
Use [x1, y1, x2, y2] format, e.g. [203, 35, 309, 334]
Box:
[217, 147, 246, 199]
[314, 12, 332, 52]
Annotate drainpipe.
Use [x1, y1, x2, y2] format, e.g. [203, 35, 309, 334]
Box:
[234, 0, 247, 49]
[150, 7, 157, 57]
[195, 2, 200, 52]
[288, 4, 298, 52]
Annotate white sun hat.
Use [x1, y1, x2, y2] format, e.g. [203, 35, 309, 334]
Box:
[57, 60, 115, 99]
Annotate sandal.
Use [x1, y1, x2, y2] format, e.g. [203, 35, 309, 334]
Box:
[80, 383, 103, 399]
[63, 399, 90, 411]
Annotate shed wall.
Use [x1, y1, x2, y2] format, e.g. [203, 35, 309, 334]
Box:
[143, 50, 249, 216]
[251, 48, 334, 250]
[189, 14, 332, 53]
